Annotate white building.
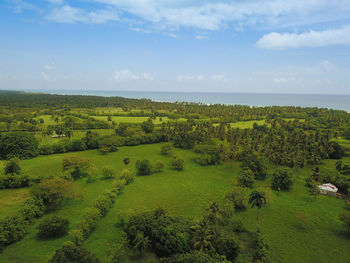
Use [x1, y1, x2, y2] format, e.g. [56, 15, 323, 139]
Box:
[318, 183, 338, 197]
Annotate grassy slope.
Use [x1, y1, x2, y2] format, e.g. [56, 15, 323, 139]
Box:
[0, 142, 349, 263]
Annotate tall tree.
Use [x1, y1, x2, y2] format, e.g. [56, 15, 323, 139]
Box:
[249, 191, 266, 226]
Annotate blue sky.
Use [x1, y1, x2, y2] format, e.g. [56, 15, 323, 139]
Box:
[1, 0, 350, 94]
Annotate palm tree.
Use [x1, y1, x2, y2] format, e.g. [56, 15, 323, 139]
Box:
[249, 191, 266, 226]
[133, 232, 151, 257]
[190, 218, 216, 251]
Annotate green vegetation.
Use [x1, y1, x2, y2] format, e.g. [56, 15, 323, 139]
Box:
[0, 91, 349, 263]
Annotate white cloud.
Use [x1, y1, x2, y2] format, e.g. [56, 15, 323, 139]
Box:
[47, 0, 63, 4]
[46, 5, 119, 24]
[44, 62, 55, 71]
[211, 74, 228, 82]
[177, 74, 204, 82]
[41, 71, 51, 81]
[195, 35, 208, 40]
[257, 24, 350, 49]
[42, 1, 350, 31]
[114, 70, 154, 81]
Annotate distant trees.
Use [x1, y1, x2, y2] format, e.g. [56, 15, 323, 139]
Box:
[344, 129, 350, 140]
[249, 191, 266, 225]
[141, 119, 154, 134]
[38, 216, 69, 238]
[271, 168, 294, 191]
[0, 132, 39, 159]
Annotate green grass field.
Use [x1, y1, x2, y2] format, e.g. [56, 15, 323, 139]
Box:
[0, 142, 349, 263]
[91, 116, 170, 124]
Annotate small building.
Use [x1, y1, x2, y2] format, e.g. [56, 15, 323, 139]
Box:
[318, 183, 338, 196]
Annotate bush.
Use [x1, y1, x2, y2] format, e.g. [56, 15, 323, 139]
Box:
[0, 174, 30, 189]
[272, 168, 294, 191]
[0, 132, 39, 159]
[98, 136, 119, 154]
[254, 230, 273, 263]
[225, 187, 247, 210]
[170, 156, 184, 171]
[19, 197, 45, 222]
[38, 216, 69, 238]
[214, 234, 240, 261]
[62, 157, 92, 179]
[101, 166, 115, 179]
[93, 195, 113, 216]
[49, 242, 101, 263]
[0, 215, 27, 249]
[120, 169, 134, 184]
[141, 119, 155, 133]
[75, 208, 101, 239]
[136, 160, 153, 176]
[4, 157, 21, 175]
[153, 160, 164, 173]
[30, 178, 77, 209]
[238, 169, 255, 188]
[161, 144, 173, 155]
[339, 212, 350, 235]
[71, 139, 87, 151]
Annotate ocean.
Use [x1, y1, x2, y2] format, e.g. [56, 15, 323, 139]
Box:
[25, 89, 350, 112]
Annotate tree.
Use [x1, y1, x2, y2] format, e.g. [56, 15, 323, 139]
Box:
[141, 119, 154, 134]
[241, 154, 267, 180]
[271, 168, 294, 191]
[38, 216, 69, 238]
[344, 129, 350, 140]
[339, 212, 350, 235]
[153, 160, 164, 173]
[4, 158, 21, 175]
[190, 218, 216, 252]
[238, 168, 255, 188]
[249, 191, 266, 226]
[49, 242, 101, 263]
[30, 178, 77, 209]
[62, 157, 92, 179]
[0, 132, 39, 159]
[98, 136, 119, 154]
[136, 160, 153, 176]
[133, 232, 151, 256]
[170, 156, 185, 171]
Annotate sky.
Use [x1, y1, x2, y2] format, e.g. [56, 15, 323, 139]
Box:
[0, 0, 350, 94]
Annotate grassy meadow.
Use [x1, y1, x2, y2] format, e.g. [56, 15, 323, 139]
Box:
[0, 140, 349, 263]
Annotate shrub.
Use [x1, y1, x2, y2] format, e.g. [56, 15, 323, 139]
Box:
[4, 157, 21, 175]
[136, 160, 153, 176]
[225, 187, 247, 210]
[339, 212, 350, 235]
[0, 174, 30, 189]
[62, 157, 92, 179]
[0, 215, 27, 249]
[141, 119, 154, 133]
[30, 178, 77, 209]
[170, 156, 184, 171]
[214, 235, 240, 261]
[153, 160, 164, 173]
[19, 197, 45, 222]
[271, 168, 294, 191]
[0, 132, 39, 159]
[241, 154, 267, 180]
[75, 208, 101, 239]
[254, 230, 273, 263]
[98, 136, 119, 153]
[238, 169, 255, 188]
[94, 195, 113, 216]
[120, 169, 134, 184]
[101, 166, 115, 179]
[38, 216, 69, 238]
[196, 154, 213, 166]
[49, 242, 101, 263]
[71, 139, 87, 151]
[123, 157, 130, 165]
[161, 144, 173, 155]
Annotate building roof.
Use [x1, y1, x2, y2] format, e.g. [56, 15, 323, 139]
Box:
[318, 183, 338, 193]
